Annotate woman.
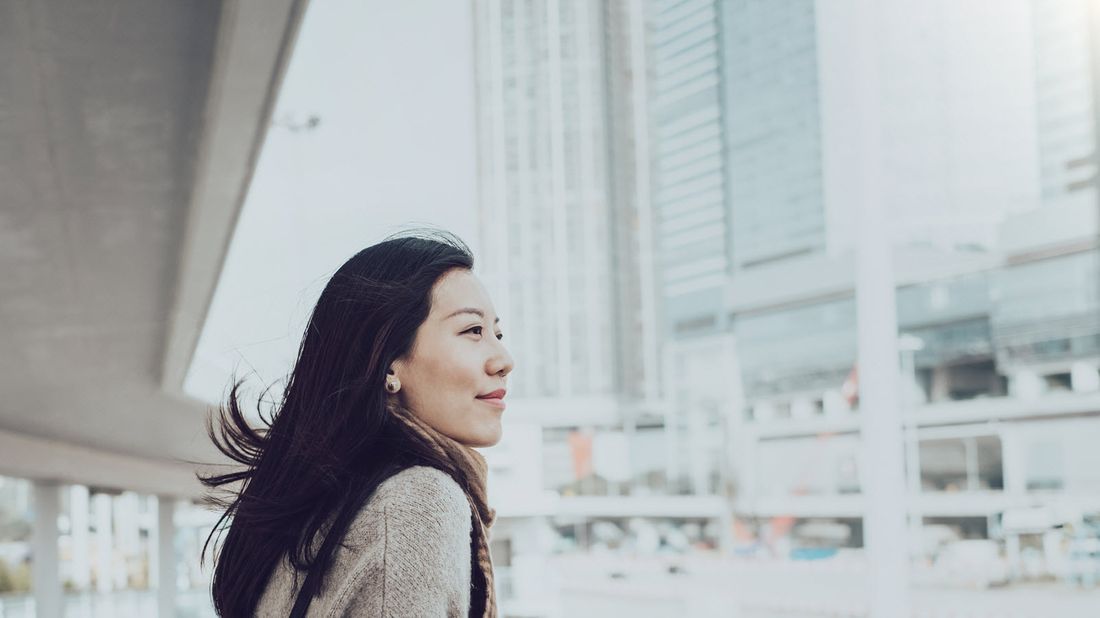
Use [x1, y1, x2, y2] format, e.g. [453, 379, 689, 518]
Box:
[199, 229, 514, 617]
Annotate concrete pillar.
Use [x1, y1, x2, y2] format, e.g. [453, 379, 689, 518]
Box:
[117, 492, 141, 556]
[663, 348, 682, 492]
[1005, 534, 1021, 579]
[904, 422, 922, 556]
[114, 492, 139, 589]
[930, 366, 950, 402]
[1011, 369, 1042, 400]
[70, 484, 91, 591]
[1071, 361, 1100, 393]
[156, 496, 177, 618]
[717, 504, 734, 557]
[1001, 429, 1027, 495]
[754, 401, 775, 422]
[791, 397, 815, 420]
[848, 0, 910, 613]
[509, 517, 556, 604]
[1043, 529, 1064, 577]
[857, 202, 911, 616]
[823, 389, 846, 418]
[964, 437, 980, 491]
[624, 410, 638, 495]
[93, 492, 114, 593]
[688, 408, 708, 495]
[32, 480, 62, 618]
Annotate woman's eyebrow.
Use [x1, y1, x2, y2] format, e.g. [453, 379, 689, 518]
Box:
[445, 308, 500, 324]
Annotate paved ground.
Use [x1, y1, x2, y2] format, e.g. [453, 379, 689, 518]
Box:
[548, 554, 1100, 618]
[0, 589, 213, 618]
[2, 556, 1097, 617]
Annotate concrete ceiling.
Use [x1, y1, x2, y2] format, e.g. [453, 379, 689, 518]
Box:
[0, 0, 306, 494]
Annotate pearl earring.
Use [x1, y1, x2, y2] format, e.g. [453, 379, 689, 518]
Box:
[385, 378, 401, 394]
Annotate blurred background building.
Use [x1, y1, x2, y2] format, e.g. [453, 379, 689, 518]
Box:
[471, 0, 1100, 616]
[2, 0, 1100, 616]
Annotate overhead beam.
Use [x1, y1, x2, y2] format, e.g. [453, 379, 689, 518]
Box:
[161, 0, 310, 397]
[0, 429, 205, 499]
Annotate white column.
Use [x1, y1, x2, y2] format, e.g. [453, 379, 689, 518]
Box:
[688, 407, 708, 495]
[1071, 361, 1100, 393]
[964, 437, 980, 491]
[1001, 429, 1027, 495]
[1011, 369, 1042, 400]
[117, 492, 141, 556]
[32, 480, 62, 618]
[791, 397, 815, 420]
[1005, 534, 1021, 579]
[823, 390, 846, 418]
[93, 492, 114, 593]
[115, 492, 139, 589]
[664, 346, 682, 490]
[723, 334, 747, 558]
[70, 484, 91, 591]
[900, 345, 923, 559]
[855, 167, 910, 610]
[716, 504, 734, 558]
[904, 421, 922, 557]
[156, 496, 177, 618]
[510, 517, 558, 608]
[851, 0, 909, 614]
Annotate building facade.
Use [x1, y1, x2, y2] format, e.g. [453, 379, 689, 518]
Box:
[471, 0, 1099, 607]
[719, 0, 1100, 577]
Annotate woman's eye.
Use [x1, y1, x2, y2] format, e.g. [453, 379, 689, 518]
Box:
[464, 326, 504, 341]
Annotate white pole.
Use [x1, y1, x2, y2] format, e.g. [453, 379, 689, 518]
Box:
[900, 340, 924, 560]
[93, 492, 114, 594]
[70, 484, 91, 591]
[964, 437, 980, 491]
[857, 167, 911, 616]
[31, 481, 62, 618]
[852, 0, 909, 614]
[156, 496, 178, 618]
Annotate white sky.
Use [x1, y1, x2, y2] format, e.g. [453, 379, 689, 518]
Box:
[184, 0, 480, 406]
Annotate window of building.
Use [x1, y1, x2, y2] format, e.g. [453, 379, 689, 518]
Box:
[919, 435, 1003, 492]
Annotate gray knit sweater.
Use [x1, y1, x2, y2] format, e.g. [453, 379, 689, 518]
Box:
[255, 466, 474, 617]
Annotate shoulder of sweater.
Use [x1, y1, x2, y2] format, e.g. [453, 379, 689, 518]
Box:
[324, 467, 474, 617]
[351, 465, 470, 529]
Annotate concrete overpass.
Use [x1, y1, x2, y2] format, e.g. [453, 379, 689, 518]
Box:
[0, 0, 309, 614]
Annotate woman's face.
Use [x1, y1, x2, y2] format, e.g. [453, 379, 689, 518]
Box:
[390, 269, 514, 447]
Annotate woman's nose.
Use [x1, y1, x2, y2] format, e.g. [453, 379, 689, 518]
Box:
[488, 344, 514, 377]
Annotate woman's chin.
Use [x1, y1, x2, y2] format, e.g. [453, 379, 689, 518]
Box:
[465, 422, 503, 448]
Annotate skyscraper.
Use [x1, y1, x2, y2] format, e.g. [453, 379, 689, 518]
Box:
[723, 0, 826, 269]
[1031, 0, 1100, 207]
[472, 0, 659, 415]
[648, 0, 730, 335]
[471, 5, 670, 607]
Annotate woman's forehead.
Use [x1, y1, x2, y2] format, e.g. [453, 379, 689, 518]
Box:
[432, 271, 496, 319]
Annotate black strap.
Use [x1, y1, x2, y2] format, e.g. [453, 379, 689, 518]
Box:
[289, 564, 319, 618]
[287, 506, 350, 617]
[288, 515, 346, 618]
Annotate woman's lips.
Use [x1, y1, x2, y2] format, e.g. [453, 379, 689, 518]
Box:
[477, 396, 506, 409]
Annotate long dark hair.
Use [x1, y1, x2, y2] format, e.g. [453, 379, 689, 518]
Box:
[198, 229, 480, 617]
